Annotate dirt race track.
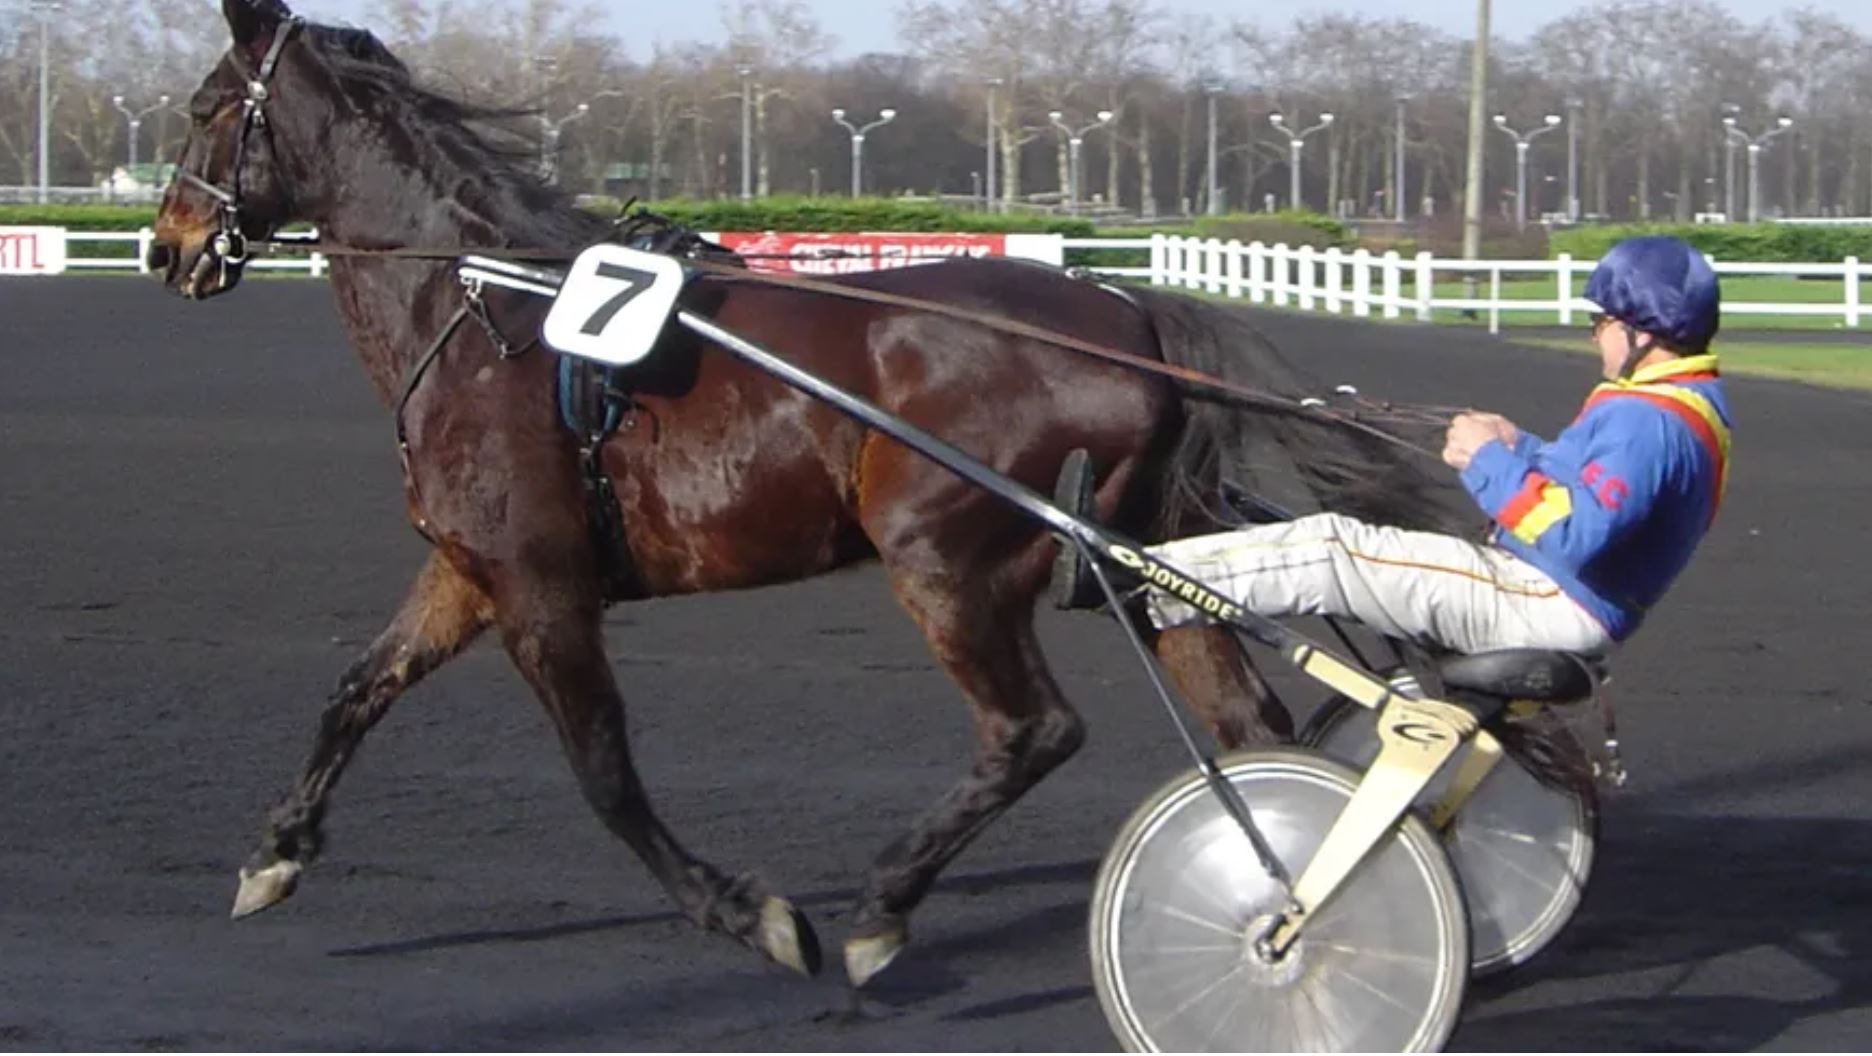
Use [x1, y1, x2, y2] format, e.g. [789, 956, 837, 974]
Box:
[3, 275, 1871, 1051]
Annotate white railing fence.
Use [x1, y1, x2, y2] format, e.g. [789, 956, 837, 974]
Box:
[7, 227, 1866, 332]
[43, 229, 331, 276]
[1133, 234, 1868, 332]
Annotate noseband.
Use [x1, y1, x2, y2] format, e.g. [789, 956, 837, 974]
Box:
[177, 16, 302, 278]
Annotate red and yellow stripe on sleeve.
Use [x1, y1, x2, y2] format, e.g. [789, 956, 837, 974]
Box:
[1496, 472, 1574, 544]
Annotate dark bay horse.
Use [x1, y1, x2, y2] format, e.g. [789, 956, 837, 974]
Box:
[151, 0, 1465, 987]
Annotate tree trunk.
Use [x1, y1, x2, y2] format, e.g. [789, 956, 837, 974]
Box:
[755, 86, 771, 197]
[1136, 114, 1155, 217]
[1106, 133, 1121, 209]
[649, 102, 665, 200]
[689, 108, 708, 197]
[1673, 138, 1691, 221]
[1807, 131, 1822, 214]
[1175, 93, 1193, 215]
[1326, 133, 1340, 217]
[1784, 131, 1796, 217]
[1589, 104, 1607, 218]
[1000, 123, 1021, 205]
[1846, 129, 1862, 216]
[1637, 147, 1651, 220]
[1105, 88, 1123, 210]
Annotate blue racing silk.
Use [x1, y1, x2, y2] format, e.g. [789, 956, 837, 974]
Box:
[1458, 355, 1731, 641]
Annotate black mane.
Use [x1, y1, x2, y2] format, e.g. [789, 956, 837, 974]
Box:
[301, 22, 612, 249]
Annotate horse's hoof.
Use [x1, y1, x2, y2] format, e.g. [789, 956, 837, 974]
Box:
[757, 896, 822, 977]
[230, 858, 302, 920]
[844, 920, 908, 988]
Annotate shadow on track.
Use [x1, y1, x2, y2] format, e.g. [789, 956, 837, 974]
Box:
[1458, 810, 1872, 1050]
[327, 858, 1099, 962]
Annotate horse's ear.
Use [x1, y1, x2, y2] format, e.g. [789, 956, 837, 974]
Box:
[222, 0, 294, 54]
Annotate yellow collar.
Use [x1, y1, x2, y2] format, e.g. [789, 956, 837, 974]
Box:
[1626, 354, 1720, 386]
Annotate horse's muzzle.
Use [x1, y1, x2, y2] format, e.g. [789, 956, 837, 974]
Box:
[148, 233, 245, 300]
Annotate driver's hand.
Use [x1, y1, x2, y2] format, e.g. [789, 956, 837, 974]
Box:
[1443, 411, 1519, 471]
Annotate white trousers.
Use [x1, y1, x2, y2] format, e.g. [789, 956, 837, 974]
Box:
[1145, 513, 1615, 657]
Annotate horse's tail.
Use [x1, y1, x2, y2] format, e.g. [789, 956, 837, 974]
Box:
[1123, 285, 1479, 541]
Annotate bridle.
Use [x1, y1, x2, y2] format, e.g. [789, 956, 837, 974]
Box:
[175, 15, 303, 288]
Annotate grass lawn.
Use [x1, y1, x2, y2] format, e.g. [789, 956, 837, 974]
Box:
[1521, 336, 1872, 390]
[1429, 274, 1872, 331]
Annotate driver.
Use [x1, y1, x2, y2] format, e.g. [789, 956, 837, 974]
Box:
[1137, 235, 1730, 658]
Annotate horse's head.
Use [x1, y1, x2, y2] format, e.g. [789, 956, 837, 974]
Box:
[151, 0, 411, 299]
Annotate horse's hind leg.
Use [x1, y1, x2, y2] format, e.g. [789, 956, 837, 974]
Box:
[1154, 625, 1294, 747]
[233, 549, 493, 917]
[488, 572, 821, 977]
[842, 538, 1085, 987]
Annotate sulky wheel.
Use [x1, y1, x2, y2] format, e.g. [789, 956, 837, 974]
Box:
[1089, 749, 1467, 1053]
[1301, 695, 1596, 977]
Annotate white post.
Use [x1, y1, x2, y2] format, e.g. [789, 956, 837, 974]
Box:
[1272, 242, 1291, 307]
[1149, 233, 1166, 286]
[1248, 240, 1267, 304]
[1848, 256, 1861, 328]
[1415, 251, 1434, 322]
[1489, 264, 1502, 335]
[312, 252, 327, 278]
[1204, 237, 1223, 294]
[1382, 250, 1402, 320]
[1324, 247, 1344, 314]
[137, 227, 153, 274]
[1352, 248, 1372, 318]
[1225, 239, 1244, 299]
[1299, 245, 1317, 310]
[1556, 253, 1573, 326]
[1183, 238, 1201, 290]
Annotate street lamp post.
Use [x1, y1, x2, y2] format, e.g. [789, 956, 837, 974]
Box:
[110, 92, 170, 196]
[1393, 96, 1408, 222]
[831, 107, 897, 197]
[32, 0, 62, 203]
[1720, 103, 1741, 221]
[1048, 110, 1114, 215]
[1268, 111, 1333, 212]
[539, 102, 590, 184]
[984, 77, 1001, 212]
[1205, 84, 1222, 216]
[1492, 112, 1562, 231]
[737, 66, 753, 200]
[1565, 96, 1582, 221]
[1723, 114, 1793, 223]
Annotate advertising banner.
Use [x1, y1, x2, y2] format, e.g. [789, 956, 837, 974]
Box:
[709, 232, 1062, 274]
[0, 227, 67, 275]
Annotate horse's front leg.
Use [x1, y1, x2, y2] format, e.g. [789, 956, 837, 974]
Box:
[489, 570, 822, 977]
[232, 549, 494, 918]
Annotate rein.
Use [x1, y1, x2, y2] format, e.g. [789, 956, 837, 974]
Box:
[277, 237, 1452, 461]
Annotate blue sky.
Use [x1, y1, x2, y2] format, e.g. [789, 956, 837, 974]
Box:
[295, 0, 1872, 59]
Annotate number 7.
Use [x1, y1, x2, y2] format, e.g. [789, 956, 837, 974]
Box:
[580, 262, 657, 336]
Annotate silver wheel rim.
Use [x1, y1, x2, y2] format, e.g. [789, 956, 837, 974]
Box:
[1091, 753, 1466, 1052]
[1306, 700, 1594, 975]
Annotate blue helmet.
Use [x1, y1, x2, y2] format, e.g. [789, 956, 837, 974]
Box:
[1584, 236, 1721, 352]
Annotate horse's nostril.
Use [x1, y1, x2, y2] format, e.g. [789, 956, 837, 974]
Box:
[146, 241, 173, 275]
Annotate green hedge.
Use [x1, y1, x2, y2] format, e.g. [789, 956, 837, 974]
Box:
[1550, 222, 1872, 263]
[589, 195, 1098, 235]
[0, 204, 161, 230]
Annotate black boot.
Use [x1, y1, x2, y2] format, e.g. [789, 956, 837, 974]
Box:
[1050, 448, 1104, 611]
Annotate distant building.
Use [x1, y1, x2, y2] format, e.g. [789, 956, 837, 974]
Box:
[104, 162, 177, 197]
